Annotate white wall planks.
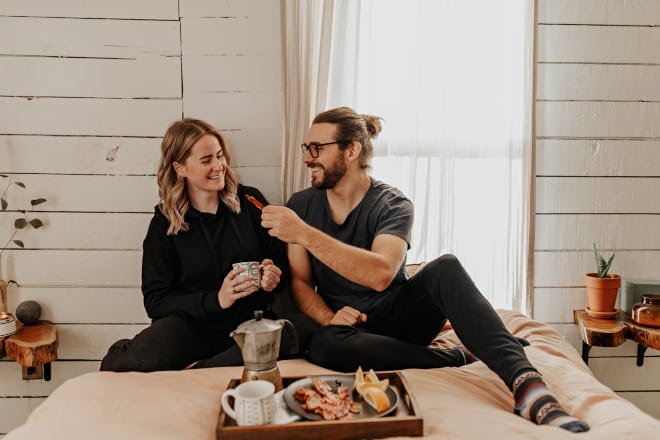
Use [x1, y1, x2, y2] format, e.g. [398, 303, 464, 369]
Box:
[56, 324, 148, 359]
[181, 17, 280, 56]
[0, 212, 150, 250]
[179, 0, 280, 18]
[0, 56, 181, 98]
[183, 54, 282, 94]
[223, 129, 284, 167]
[537, 102, 660, 138]
[233, 166, 283, 204]
[538, 25, 660, 64]
[533, 288, 587, 322]
[537, 140, 660, 177]
[617, 392, 660, 420]
[537, 64, 660, 101]
[535, 214, 660, 250]
[0, 136, 161, 175]
[0, 6, 216, 434]
[537, 177, 660, 214]
[0, 17, 180, 59]
[0, 97, 181, 137]
[0, 361, 97, 433]
[589, 357, 660, 392]
[0, 175, 158, 213]
[536, 2, 660, 409]
[0, 362, 97, 397]
[184, 92, 282, 131]
[535, 251, 660, 287]
[538, 0, 660, 26]
[1, 250, 141, 287]
[9, 287, 148, 324]
[0, 398, 46, 436]
[0, 0, 179, 20]
[178, 13, 283, 203]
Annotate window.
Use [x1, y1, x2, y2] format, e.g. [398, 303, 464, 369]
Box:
[327, 0, 533, 310]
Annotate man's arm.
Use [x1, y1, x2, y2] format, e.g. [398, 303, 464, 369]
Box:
[262, 205, 407, 292]
[287, 242, 336, 325]
[288, 242, 369, 326]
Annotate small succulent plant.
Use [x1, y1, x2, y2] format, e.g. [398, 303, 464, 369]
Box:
[1, 174, 47, 257]
[593, 243, 615, 278]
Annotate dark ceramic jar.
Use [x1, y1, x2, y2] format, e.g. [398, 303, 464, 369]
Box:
[632, 294, 660, 328]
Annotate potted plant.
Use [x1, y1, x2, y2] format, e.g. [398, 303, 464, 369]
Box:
[584, 243, 621, 318]
[1, 175, 47, 336]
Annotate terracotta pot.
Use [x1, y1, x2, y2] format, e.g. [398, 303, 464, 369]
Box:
[585, 273, 621, 313]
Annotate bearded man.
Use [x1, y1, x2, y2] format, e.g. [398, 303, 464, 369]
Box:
[261, 107, 589, 433]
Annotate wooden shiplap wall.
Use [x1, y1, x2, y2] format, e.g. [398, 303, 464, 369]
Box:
[0, 0, 283, 435]
[534, 0, 660, 419]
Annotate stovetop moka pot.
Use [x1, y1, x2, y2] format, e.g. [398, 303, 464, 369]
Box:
[230, 310, 297, 390]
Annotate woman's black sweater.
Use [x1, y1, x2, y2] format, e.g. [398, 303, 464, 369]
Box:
[141, 185, 288, 333]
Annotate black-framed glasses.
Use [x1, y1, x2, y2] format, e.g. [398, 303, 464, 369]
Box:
[300, 140, 350, 158]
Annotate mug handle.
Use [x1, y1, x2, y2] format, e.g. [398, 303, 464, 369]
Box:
[220, 389, 238, 421]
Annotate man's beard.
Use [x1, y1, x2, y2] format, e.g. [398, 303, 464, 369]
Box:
[311, 153, 347, 189]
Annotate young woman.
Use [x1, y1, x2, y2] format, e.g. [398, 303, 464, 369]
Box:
[100, 118, 288, 371]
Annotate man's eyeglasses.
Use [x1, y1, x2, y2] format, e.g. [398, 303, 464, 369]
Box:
[300, 140, 350, 158]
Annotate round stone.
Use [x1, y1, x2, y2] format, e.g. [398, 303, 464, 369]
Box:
[16, 300, 42, 325]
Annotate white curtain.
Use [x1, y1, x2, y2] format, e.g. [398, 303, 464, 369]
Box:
[282, 0, 534, 312]
[281, 0, 359, 201]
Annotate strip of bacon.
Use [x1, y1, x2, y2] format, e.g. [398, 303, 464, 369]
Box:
[295, 377, 360, 420]
[245, 194, 265, 210]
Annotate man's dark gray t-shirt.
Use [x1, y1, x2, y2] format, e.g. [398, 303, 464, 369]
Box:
[286, 178, 414, 314]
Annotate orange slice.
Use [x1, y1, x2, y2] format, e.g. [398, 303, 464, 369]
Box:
[363, 387, 391, 413]
[354, 366, 365, 392]
[365, 368, 380, 384]
[354, 367, 390, 397]
[355, 378, 389, 394]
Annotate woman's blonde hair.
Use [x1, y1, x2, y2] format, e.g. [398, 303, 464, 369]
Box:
[157, 118, 240, 235]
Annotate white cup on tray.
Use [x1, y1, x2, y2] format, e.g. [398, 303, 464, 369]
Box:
[221, 380, 276, 426]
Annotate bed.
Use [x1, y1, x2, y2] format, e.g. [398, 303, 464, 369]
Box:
[5, 309, 659, 439]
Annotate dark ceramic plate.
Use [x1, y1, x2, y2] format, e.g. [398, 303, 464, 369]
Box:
[283, 374, 399, 421]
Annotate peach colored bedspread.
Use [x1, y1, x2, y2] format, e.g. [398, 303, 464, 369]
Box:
[6, 310, 660, 439]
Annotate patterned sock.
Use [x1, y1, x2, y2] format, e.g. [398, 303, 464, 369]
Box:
[513, 371, 590, 432]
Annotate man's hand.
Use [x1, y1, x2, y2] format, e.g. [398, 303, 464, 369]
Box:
[329, 306, 367, 326]
[261, 205, 307, 245]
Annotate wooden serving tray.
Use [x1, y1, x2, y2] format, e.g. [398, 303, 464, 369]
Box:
[216, 371, 423, 440]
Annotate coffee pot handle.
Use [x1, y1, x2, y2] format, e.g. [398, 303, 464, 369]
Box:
[278, 319, 299, 356]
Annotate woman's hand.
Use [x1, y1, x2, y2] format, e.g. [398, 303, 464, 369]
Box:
[260, 259, 282, 292]
[218, 266, 259, 309]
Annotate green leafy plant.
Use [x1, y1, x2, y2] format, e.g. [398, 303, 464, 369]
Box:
[1, 174, 47, 258]
[593, 243, 615, 278]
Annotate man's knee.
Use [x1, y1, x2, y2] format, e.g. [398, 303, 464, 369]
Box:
[307, 325, 361, 371]
[426, 254, 461, 274]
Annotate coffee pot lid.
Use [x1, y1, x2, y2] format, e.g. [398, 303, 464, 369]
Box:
[234, 310, 283, 334]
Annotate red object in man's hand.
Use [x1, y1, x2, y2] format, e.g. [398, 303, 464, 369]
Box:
[245, 194, 265, 210]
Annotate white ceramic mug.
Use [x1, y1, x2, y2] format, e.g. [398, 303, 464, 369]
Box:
[232, 261, 261, 289]
[221, 380, 276, 426]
